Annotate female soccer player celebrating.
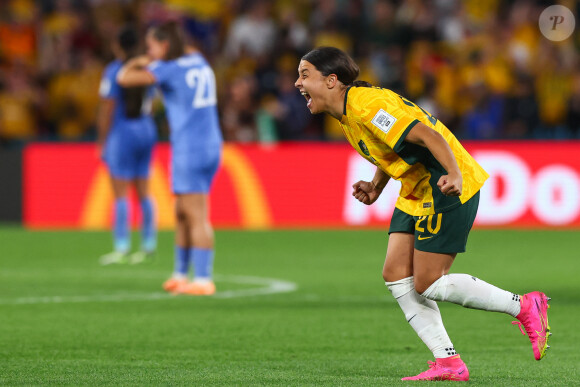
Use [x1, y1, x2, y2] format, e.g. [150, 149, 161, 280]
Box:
[295, 47, 551, 381]
[98, 26, 157, 265]
[117, 22, 222, 295]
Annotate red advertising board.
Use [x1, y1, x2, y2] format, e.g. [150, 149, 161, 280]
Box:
[23, 142, 580, 229]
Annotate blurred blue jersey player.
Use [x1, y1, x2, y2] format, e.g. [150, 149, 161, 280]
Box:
[97, 26, 157, 265]
[118, 22, 222, 295]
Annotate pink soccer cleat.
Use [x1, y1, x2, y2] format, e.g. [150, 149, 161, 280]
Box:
[401, 356, 469, 381]
[512, 291, 551, 360]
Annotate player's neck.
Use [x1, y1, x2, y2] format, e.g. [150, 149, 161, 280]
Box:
[326, 88, 347, 121]
[185, 46, 198, 55]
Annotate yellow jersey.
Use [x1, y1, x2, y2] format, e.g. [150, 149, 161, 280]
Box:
[339, 86, 489, 216]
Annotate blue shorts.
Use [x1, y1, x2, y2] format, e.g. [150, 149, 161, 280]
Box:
[104, 141, 155, 180]
[171, 145, 221, 194]
[104, 121, 157, 180]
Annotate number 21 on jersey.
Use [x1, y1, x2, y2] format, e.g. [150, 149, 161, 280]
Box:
[185, 66, 217, 108]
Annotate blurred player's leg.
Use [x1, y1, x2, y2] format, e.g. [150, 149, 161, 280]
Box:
[162, 246, 189, 292]
[163, 194, 193, 292]
[189, 194, 214, 282]
[129, 178, 157, 264]
[100, 178, 130, 265]
[168, 147, 220, 295]
[163, 198, 191, 291]
[113, 198, 130, 252]
[190, 248, 214, 282]
[186, 193, 216, 296]
[173, 193, 216, 296]
[140, 197, 156, 252]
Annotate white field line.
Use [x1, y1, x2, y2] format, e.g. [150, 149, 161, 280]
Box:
[0, 275, 298, 306]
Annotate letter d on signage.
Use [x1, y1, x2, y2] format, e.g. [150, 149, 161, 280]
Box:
[531, 165, 580, 225]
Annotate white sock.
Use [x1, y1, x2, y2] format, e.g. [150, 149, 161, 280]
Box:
[386, 276, 457, 359]
[421, 274, 521, 317]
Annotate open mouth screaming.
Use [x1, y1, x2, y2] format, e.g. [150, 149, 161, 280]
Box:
[301, 91, 312, 109]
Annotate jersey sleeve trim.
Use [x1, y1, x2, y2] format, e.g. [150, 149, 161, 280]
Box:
[343, 86, 352, 116]
[393, 119, 419, 152]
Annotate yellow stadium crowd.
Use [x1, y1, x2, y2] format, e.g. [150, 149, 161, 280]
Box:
[0, 0, 579, 146]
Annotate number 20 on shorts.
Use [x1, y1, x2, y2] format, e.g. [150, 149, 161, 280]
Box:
[415, 214, 443, 234]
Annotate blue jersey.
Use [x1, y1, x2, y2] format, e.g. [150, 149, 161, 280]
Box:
[99, 60, 157, 179]
[147, 52, 223, 156]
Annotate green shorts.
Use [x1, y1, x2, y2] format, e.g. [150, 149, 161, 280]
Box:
[388, 191, 480, 254]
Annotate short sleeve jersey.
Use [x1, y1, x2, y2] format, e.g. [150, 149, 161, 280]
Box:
[147, 52, 222, 156]
[99, 60, 156, 137]
[339, 86, 489, 216]
[99, 60, 122, 101]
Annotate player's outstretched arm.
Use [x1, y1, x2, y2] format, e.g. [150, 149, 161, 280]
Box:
[352, 167, 389, 205]
[117, 56, 156, 87]
[404, 122, 462, 196]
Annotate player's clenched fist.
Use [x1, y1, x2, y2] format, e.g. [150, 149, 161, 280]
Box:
[437, 174, 463, 196]
[352, 180, 382, 205]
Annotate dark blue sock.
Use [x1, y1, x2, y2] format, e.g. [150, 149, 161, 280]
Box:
[175, 246, 190, 276]
[190, 248, 214, 279]
[140, 198, 156, 252]
[114, 198, 129, 252]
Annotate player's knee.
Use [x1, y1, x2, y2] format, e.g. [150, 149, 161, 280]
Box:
[175, 206, 192, 223]
[414, 274, 445, 295]
[414, 283, 428, 295]
[191, 210, 209, 225]
[382, 266, 396, 282]
[382, 270, 389, 282]
[413, 276, 434, 295]
[382, 260, 412, 282]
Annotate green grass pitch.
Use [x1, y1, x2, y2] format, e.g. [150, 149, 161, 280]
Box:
[0, 227, 578, 386]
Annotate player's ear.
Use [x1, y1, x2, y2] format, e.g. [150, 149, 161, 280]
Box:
[326, 74, 338, 88]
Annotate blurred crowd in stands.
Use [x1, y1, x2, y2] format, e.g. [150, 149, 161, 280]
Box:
[1, 0, 579, 147]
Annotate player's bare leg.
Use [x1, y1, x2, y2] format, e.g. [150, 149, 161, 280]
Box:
[163, 194, 192, 292]
[382, 232, 414, 283]
[184, 193, 214, 250]
[171, 193, 216, 295]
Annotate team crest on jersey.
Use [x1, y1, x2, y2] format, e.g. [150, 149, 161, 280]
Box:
[358, 140, 370, 156]
[371, 109, 397, 134]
